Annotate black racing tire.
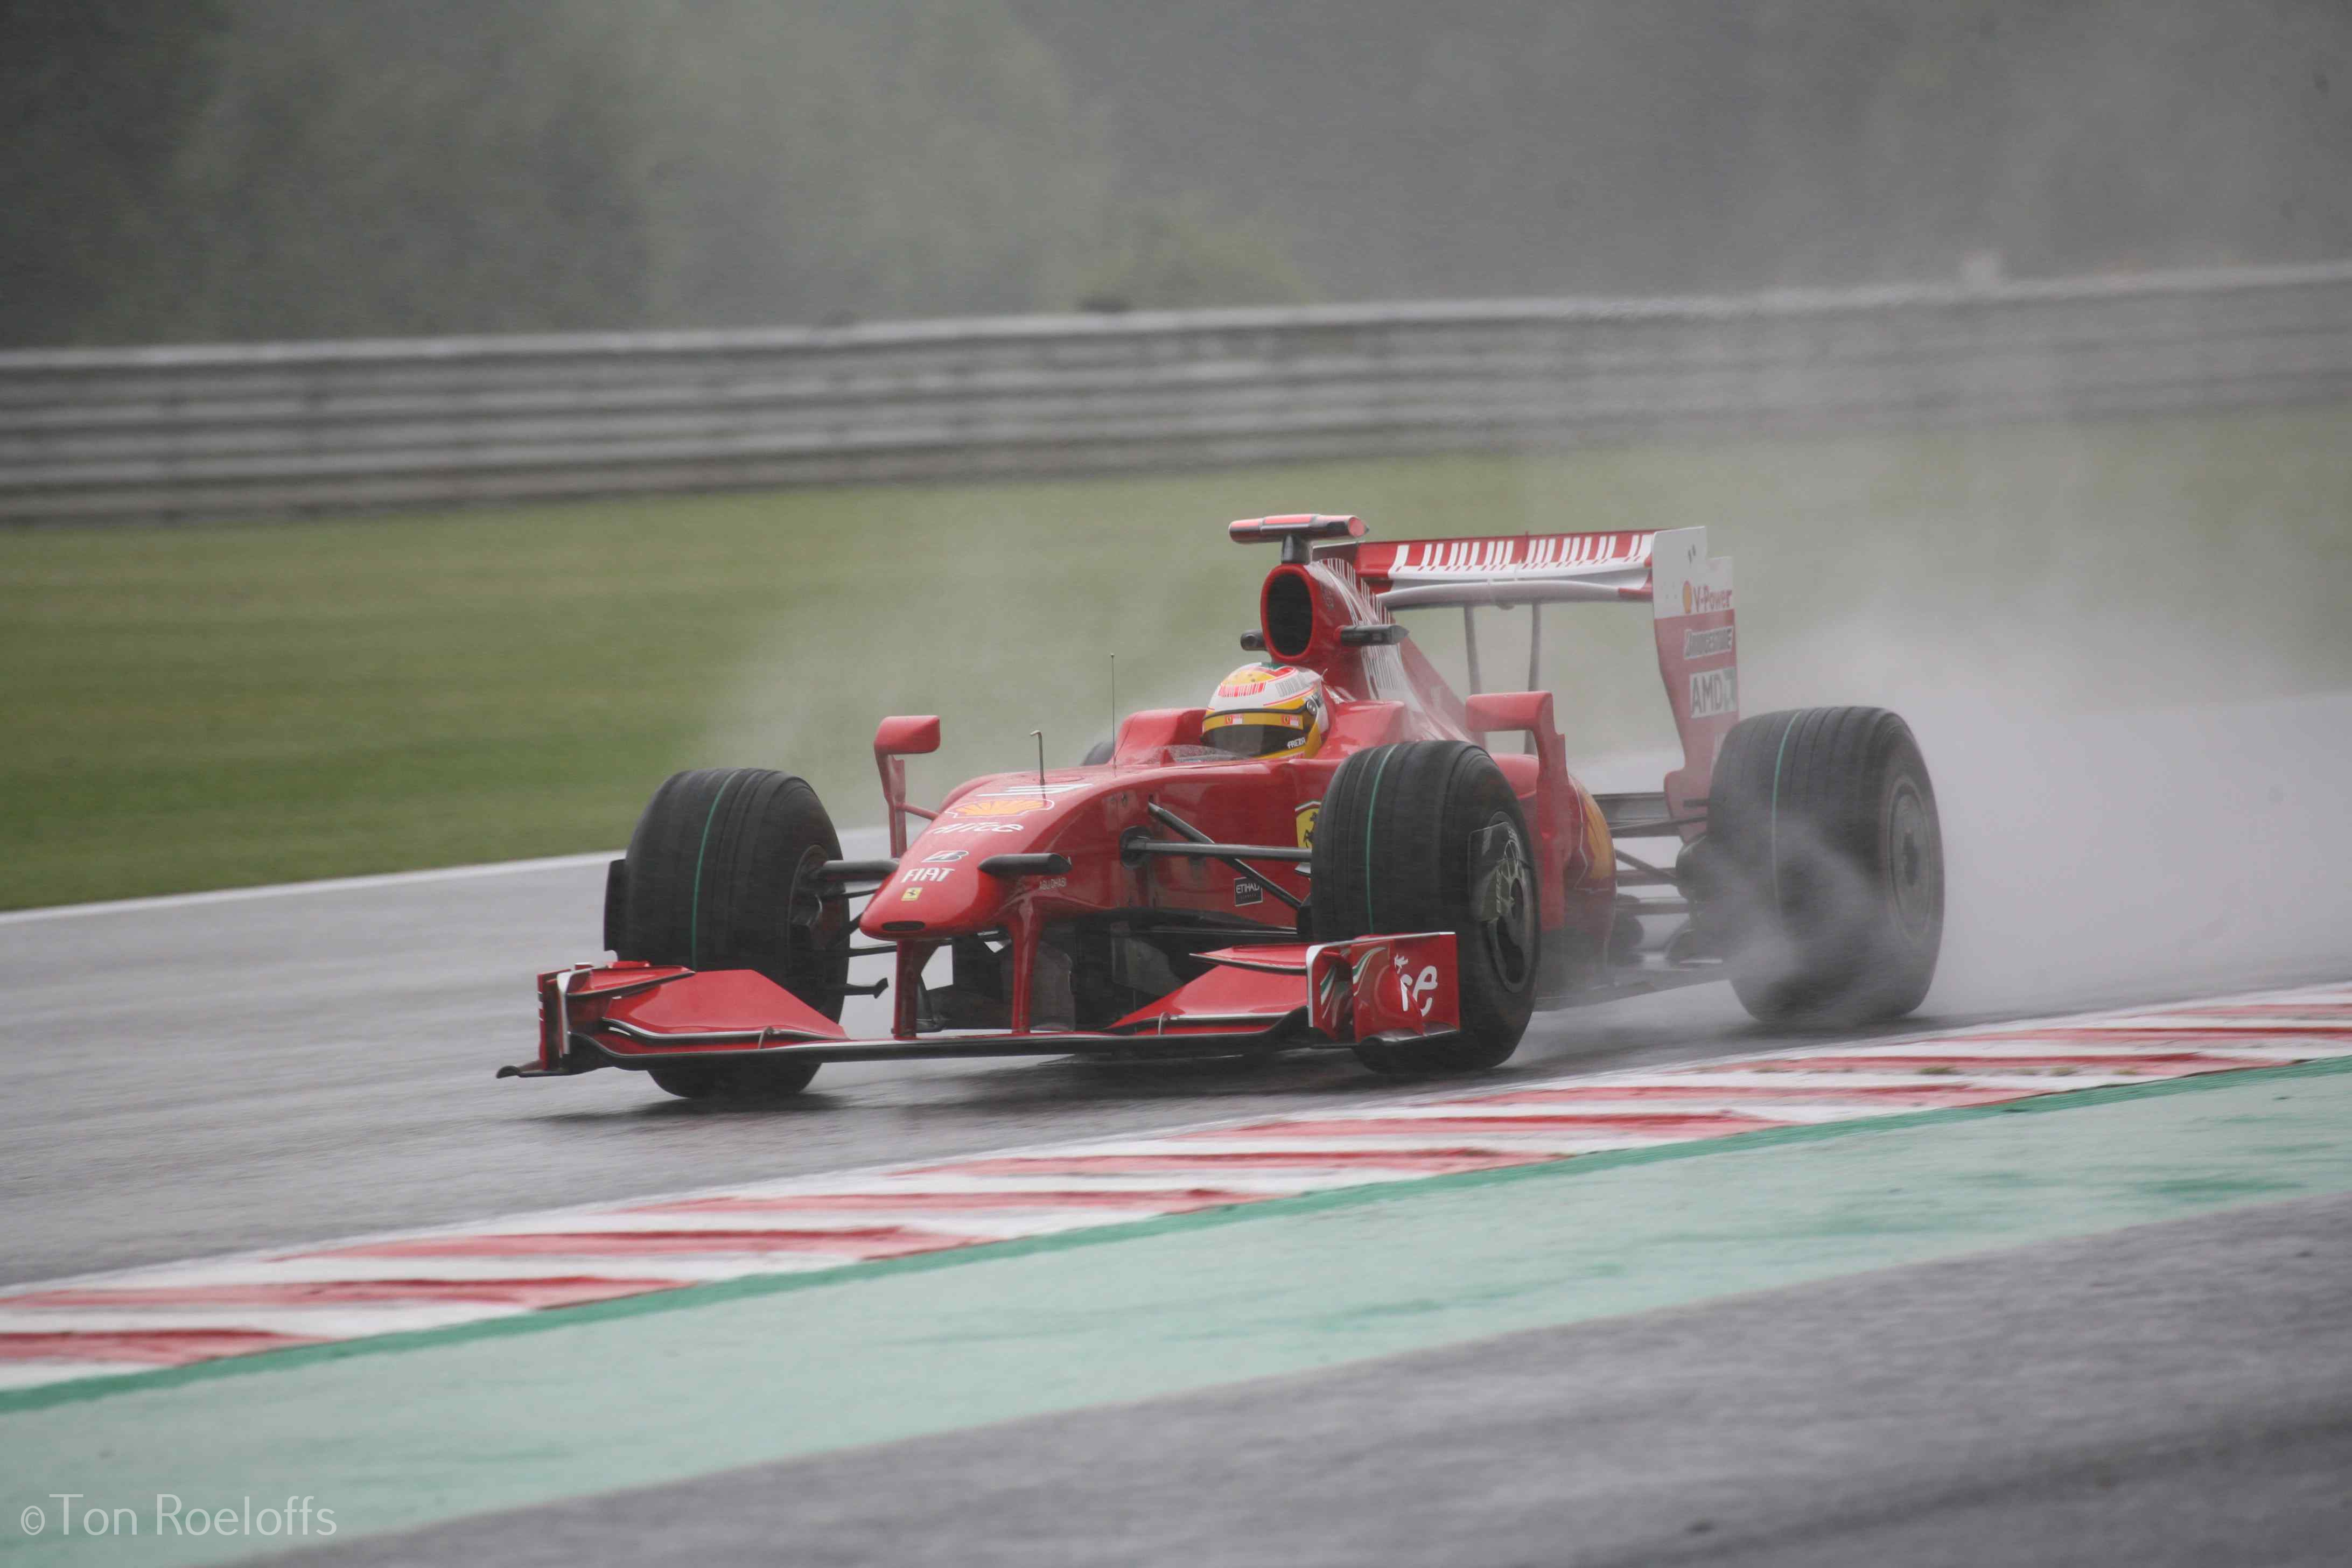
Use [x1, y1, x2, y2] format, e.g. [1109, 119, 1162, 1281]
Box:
[1312, 740, 1538, 1074]
[1705, 707, 1944, 1027]
[1080, 737, 1115, 767]
[610, 767, 850, 1097]
[646, 1061, 818, 1102]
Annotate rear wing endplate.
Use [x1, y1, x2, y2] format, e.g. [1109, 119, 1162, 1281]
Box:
[1647, 527, 1737, 829]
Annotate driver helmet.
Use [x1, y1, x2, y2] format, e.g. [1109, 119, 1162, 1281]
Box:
[1203, 663, 1329, 759]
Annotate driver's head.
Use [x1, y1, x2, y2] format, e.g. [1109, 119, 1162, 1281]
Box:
[1203, 663, 1328, 759]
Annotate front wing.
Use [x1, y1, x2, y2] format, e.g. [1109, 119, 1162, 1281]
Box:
[500, 933, 1460, 1079]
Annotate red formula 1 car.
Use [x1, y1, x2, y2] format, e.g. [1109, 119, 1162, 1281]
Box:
[503, 515, 1944, 1099]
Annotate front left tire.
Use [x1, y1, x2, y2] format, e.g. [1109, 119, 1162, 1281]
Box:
[607, 767, 850, 1097]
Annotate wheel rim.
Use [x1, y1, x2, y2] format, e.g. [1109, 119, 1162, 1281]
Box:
[1886, 780, 1940, 943]
[1469, 815, 1535, 989]
[785, 845, 850, 995]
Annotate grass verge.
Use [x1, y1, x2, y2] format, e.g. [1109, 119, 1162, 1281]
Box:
[4, 403, 2348, 908]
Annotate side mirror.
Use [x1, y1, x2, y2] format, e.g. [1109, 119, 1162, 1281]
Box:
[873, 715, 941, 756]
[873, 716, 942, 859]
[1463, 691, 1551, 735]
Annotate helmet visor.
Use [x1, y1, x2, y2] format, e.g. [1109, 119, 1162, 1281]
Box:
[1202, 710, 1311, 758]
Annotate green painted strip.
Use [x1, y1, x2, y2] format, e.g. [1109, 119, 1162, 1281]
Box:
[5, 1054, 2346, 1420]
[1360, 744, 1394, 933]
[684, 770, 738, 969]
[1767, 708, 1797, 913]
[6, 1064, 2351, 1567]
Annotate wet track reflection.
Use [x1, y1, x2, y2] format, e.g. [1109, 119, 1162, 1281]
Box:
[4, 844, 2343, 1290]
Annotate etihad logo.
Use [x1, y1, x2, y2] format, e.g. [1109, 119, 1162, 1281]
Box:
[1391, 951, 1441, 1019]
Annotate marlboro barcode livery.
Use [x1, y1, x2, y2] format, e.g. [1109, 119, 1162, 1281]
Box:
[506, 515, 1944, 1099]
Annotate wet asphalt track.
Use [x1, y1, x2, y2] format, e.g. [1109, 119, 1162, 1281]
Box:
[5, 824, 2351, 1567]
[14, 693, 2351, 1291]
[5, 841, 1783, 1287]
[3, 832, 2346, 1290]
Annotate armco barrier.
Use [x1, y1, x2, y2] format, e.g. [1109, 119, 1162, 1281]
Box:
[2, 261, 2348, 523]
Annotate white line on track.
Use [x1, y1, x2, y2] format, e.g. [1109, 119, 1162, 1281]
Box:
[0, 825, 897, 926]
[0, 850, 622, 926]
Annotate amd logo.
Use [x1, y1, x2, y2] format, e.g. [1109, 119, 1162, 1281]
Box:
[1689, 668, 1738, 720]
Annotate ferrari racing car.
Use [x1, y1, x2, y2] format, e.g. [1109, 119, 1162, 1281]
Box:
[503, 515, 1944, 1098]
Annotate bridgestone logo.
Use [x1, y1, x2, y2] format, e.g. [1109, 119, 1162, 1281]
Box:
[1682, 626, 1735, 659]
[1689, 668, 1738, 720]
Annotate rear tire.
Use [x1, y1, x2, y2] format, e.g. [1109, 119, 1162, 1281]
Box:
[1312, 741, 1538, 1074]
[611, 767, 849, 1097]
[1705, 707, 1943, 1027]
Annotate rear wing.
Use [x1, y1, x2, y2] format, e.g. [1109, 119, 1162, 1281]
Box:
[1356, 531, 1655, 606]
[1341, 527, 1735, 827]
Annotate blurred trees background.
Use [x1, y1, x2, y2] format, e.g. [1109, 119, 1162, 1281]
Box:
[1020, 0, 2352, 299]
[3, 0, 1311, 344]
[4, 0, 2348, 347]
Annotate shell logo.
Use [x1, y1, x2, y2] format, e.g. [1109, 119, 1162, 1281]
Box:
[946, 796, 1053, 818]
[1682, 580, 1734, 615]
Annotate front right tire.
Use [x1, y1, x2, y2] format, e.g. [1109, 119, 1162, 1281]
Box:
[1311, 740, 1538, 1074]
[1704, 706, 1944, 1027]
